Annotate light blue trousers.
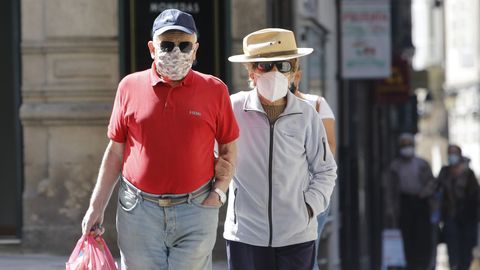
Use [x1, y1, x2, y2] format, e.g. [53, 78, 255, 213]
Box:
[116, 184, 220, 270]
[312, 207, 330, 270]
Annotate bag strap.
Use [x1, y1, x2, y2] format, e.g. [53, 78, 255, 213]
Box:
[315, 97, 321, 113]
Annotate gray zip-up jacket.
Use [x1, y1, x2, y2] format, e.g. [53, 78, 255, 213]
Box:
[223, 90, 337, 247]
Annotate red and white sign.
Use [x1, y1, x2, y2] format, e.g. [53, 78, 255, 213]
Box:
[341, 1, 391, 79]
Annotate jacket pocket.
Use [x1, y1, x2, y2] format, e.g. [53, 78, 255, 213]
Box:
[233, 188, 238, 224]
[303, 192, 312, 226]
[118, 185, 139, 212]
[191, 192, 222, 209]
[322, 137, 327, 161]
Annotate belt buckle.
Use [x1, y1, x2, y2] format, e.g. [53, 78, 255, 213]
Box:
[158, 198, 172, 207]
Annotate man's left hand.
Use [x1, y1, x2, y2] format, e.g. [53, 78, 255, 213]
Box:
[202, 191, 223, 207]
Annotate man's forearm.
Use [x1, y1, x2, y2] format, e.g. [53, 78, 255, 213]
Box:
[89, 141, 124, 212]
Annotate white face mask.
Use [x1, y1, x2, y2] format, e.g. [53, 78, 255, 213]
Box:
[399, 146, 415, 158]
[448, 154, 461, 166]
[255, 71, 289, 102]
[155, 46, 194, 81]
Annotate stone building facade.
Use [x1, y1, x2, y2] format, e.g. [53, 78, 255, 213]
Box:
[20, 0, 119, 251]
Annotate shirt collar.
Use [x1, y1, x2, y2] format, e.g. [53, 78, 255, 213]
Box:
[149, 62, 194, 87]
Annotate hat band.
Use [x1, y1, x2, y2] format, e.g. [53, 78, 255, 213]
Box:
[246, 49, 298, 59]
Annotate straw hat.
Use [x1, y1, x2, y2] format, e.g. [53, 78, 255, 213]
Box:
[228, 28, 313, 62]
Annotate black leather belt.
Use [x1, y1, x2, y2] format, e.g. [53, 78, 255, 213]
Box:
[121, 176, 212, 207]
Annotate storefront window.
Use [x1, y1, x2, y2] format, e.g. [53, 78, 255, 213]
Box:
[299, 24, 327, 96]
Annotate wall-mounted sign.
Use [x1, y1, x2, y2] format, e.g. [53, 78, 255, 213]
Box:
[375, 57, 410, 104]
[341, 1, 391, 79]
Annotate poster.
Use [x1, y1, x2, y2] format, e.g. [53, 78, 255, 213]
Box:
[341, 1, 391, 79]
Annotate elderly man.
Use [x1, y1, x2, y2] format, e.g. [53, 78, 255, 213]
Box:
[81, 9, 239, 270]
[383, 133, 436, 270]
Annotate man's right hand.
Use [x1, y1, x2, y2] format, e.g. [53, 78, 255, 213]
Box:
[80, 140, 124, 236]
[81, 207, 105, 236]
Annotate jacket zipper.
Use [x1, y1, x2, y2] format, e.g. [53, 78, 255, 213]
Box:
[268, 122, 275, 246]
[322, 137, 327, 161]
[245, 109, 301, 247]
[266, 113, 301, 246]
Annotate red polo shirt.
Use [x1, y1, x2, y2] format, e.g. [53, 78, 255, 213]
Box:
[108, 64, 239, 194]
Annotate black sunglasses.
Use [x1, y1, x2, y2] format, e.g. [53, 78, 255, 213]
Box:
[159, 41, 194, 53]
[253, 61, 293, 73]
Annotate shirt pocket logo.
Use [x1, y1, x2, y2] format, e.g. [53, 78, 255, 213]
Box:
[189, 110, 202, 117]
[282, 131, 296, 138]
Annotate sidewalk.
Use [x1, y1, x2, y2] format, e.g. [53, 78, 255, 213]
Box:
[0, 253, 228, 270]
[435, 243, 449, 270]
[0, 243, 450, 270]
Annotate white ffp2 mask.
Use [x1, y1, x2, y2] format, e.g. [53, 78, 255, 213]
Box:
[256, 71, 289, 102]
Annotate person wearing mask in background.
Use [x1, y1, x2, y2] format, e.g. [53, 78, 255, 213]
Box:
[223, 28, 337, 270]
[382, 132, 437, 270]
[290, 69, 336, 270]
[81, 9, 239, 270]
[438, 144, 479, 270]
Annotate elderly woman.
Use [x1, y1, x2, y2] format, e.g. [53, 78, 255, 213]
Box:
[438, 144, 479, 270]
[223, 28, 337, 270]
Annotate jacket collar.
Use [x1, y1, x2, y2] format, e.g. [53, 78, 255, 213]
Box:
[243, 89, 304, 115]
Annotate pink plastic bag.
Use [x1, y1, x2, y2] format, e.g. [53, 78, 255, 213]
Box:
[66, 234, 117, 270]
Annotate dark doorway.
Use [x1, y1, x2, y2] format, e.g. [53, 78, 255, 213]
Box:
[0, 0, 22, 241]
[268, 0, 293, 29]
[119, 0, 231, 84]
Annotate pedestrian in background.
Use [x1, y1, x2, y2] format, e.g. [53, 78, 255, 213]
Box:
[223, 28, 337, 270]
[382, 132, 437, 270]
[290, 68, 336, 270]
[81, 9, 239, 270]
[438, 144, 479, 270]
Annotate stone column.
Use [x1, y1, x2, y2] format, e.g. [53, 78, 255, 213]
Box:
[20, 0, 119, 253]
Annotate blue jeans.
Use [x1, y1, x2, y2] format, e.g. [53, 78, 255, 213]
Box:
[312, 207, 330, 270]
[116, 183, 220, 270]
